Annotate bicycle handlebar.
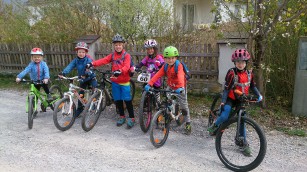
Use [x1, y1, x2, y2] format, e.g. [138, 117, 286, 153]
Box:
[148, 88, 178, 94]
[91, 68, 114, 75]
[20, 79, 44, 85]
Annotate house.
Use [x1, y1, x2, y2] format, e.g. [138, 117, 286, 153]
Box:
[173, 0, 247, 31]
[74, 35, 102, 60]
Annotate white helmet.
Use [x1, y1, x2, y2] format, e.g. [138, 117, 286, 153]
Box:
[30, 47, 44, 55]
[144, 39, 158, 48]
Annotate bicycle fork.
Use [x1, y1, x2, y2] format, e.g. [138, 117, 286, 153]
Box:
[26, 93, 37, 113]
[235, 109, 247, 144]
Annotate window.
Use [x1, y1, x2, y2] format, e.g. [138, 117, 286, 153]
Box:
[182, 4, 195, 31]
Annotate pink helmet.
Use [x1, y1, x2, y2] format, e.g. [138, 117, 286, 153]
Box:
[231, 49, 251, 62]
[144, 39, 158, 48]
[75, 42, 89, 52]
[30, 47, 44, 56]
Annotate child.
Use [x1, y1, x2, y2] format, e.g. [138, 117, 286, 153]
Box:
[86, 34, 135, 129]
[58, 42, 97, 117]
[16, 47, 53, 102]
[144, 46, 192, 135]
[207, 49, 263, 156]
[135, 39, 164, 103]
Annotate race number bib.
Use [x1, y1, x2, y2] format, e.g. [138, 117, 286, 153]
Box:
[137, 73, 151, 83]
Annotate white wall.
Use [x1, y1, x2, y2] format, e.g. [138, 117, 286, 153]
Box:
[174, 0, 215, 25]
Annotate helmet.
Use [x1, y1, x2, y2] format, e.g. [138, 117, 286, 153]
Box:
[30, 47, 44, 56]
[163, 46, 179, 58]
[144, 39, 157, 48]
[112, 34, 125, 43]
[75, 42, 89, 52]
[231, 49, 251, 62]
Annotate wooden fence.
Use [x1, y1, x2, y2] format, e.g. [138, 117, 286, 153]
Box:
[0, 43, 220, 91]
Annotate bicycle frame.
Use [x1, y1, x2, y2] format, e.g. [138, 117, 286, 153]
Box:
[26, 83, 49, 112]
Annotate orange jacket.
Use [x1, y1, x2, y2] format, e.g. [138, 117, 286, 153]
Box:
[149, 63, 185, 90]
[92, 50, 131, 84]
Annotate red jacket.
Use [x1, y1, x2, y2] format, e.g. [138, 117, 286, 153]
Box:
[149, 63, 185, 90]
[92, 50, 131, 84]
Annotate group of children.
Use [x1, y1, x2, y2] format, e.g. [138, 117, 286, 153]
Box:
[16, 34, 263, 154]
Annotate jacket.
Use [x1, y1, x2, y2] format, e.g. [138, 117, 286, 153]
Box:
[17, 61, 50, 81]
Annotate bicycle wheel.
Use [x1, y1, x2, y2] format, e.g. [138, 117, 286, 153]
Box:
[28, 95, 35, 129]
[139, 91, 155, 133]
[215, 116, 267, 172]
[81, 91, 104, 132]
[208, 93, 222, 128]
[129, 79, 135, 101]
[53, 97, 76, 131]
[150, 110, 170, 148]
[49, 85, 63, 110]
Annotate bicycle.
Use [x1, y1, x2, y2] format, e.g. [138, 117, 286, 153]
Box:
[208, 90, 267, 171]
[136, 69, 172, 133]
[81, 68, 135, 132]
[53, 76, 93, 131]
[20, 79, 63, 129]
[149, 88, 185, 148]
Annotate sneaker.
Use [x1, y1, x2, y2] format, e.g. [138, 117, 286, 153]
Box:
[240, 144, 252, 157]
[207, 123, 219, 133]
[117, 116, 126, 126]
[47, 93, 53, 101]
[74, 107, 84, 118]
[185, 123, 192, 135]
[127, 118, 135, 129]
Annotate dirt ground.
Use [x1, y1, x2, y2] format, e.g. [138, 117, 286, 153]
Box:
[0, 89, 306, 172]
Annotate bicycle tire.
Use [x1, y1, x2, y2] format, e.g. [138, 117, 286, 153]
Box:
[215, 116, 267, 172]
[139, 91, 154, 133]
[28, 95, 35, 129]
[49, 85, 63, 110]
[208, 93, 222, 128]
[150, 110, 170, 148]
[130, 79, 135, 101]
[53, 97, 76, 131]
[81, 91, 104, 132]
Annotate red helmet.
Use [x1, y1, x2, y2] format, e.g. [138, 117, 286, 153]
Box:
[30, 47, 44, 55]
[75, 42, 89, 52]
[231, 49, 250, 62]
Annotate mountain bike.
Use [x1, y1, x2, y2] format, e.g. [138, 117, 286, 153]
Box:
[81, 68, 135, 132]
[149, 88, 185, 148]
[136, 69, 157, 133]
[136, 69, 171, 133]
[21, 79, 63, 129]
[208, 90, 267, 171]
[53, 76, 93, 131]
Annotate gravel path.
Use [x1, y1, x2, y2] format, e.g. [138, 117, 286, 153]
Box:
[0, 89, 306, 172]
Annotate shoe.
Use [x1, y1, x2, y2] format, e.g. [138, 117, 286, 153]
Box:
[74, 107, 84, 118]
[240, 144, 252, 157]
[117, 116, 126, 126]
[185, 123, 192, 135]
[207, 123, 219, 133]
[127, 118, 135, 129]
[47, 93, 53, 101]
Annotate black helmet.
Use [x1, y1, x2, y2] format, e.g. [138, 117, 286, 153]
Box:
[112, 33, 125, 43]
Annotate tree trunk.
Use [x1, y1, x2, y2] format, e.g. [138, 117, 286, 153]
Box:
[254, 0, 266, 108]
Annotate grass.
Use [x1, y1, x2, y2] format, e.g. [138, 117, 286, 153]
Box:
[1, 72, 306, 137]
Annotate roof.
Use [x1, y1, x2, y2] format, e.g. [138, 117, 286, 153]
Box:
[74, 35, 101, 44]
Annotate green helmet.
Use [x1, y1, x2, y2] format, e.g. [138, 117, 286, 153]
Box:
[163, 46, 179, 58]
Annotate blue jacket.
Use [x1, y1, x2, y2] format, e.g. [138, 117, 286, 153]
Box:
[17, 61, 50, 81]
[62, 56, 95, 78]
